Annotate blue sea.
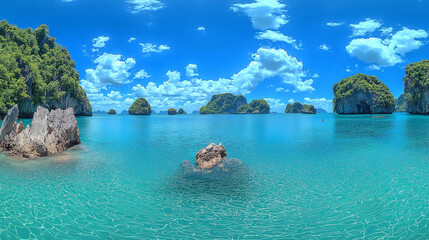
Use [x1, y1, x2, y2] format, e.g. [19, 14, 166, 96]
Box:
[0, 113, 428, 239]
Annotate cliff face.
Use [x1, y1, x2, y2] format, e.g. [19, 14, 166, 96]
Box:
[333, 74, 395, 114]
[395, 94, 407, 112]
[0, 21, 92, 118]
[199, 93, 247, 114]
[403, 60, 429, 114]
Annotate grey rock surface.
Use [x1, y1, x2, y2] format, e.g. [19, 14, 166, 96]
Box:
[0, 105, 19, 142]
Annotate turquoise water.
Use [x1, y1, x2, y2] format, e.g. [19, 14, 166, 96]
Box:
[0, 113, 428, 239]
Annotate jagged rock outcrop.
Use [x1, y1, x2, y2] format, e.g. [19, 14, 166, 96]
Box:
[0, 106, 80, 158]
[199, 93, 247, 114]
[403, 60, 429, 114]
[0, 105, 19, 142]
[181, 143, 242, 172]
[333, 74, 395, 114]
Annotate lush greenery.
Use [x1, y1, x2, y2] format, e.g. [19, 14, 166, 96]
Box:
[108, 109, 116, 115]
[128, 98, 151, 115]
[168, 108, 177, 115]
[395, 94, 407, 112]
[178, 108, 187, 114]
[403, 60, 429, 106]
[0, 20, 91, 116]
[199, 93, 247, 114]
[285, 102, 316, 114]
[333, 74, 394, 111]
[237, 99, 270, 114]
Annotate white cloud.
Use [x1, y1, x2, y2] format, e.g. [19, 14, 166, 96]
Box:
[275, 87, 284, 92]
[350, 18, 382, 37]
[327, 22, 344, 27]
[197, 27, 205, 31]
[368, 65, 381, 71]
[140, 43, 170, 53]
[319, 44, 329, 51]
[134, 69, 151, 79]
[127, 0, 164, 13]
[288, 98, 294, 104]
[264, 98, 285, 112]
[346, 28, 428, 67]
[81, 53, 136, 94]
[255, 30, 299, 49]
[312, 73, 319, 78]
[62, 0, 75, 2]
[186, 64, 199, 78]
[92, 36, 110, 48]
[304, 97, 333, 112]
[107, 91, 122, 100]
[231, 0, 287, 30]
[380, 27, 393, 36]
[131, 47, 314, 111]
[128, 37, 137, 43]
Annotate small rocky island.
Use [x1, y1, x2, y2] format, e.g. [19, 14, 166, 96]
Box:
[285, 102, 316, 114]
[403, 60, 429, 114]
[181, 143, 242, 172]
[0, 105, 80, 158]
[178, 108, 187, 114]
[237, 99, 270, 114]
[168, 108, 177, 115]
[108, 109, 117, 115]
[199, 93, 247, 114]
[128, 98, 151, 115]
[333, 74, 395, 114]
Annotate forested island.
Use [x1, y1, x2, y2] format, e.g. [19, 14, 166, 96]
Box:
[285, 102, 316, 114]
[0, 21, 92, 118]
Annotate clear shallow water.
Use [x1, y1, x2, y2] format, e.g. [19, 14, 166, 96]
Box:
[0, 113, 428, 239]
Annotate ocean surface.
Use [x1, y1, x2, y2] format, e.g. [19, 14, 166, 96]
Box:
[0, 113, 428, 239]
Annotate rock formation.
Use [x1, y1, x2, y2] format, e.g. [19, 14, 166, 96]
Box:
[128, 98, 151, 115]
[403, 60, 429, 114]
[168, 108, 177, 115]
[108, 109, 117, 115]
[0, 106, 80, 158]
[181, 143, 242, 172]
[333, 74, 395, 114]
[395, 94, 407, 112]
[178, 108, 187, 114]
[199, 93, 247, 114]
[237, 99, 270, 114]
[285, 102, 316, 114]
[317, 108, 328, 114]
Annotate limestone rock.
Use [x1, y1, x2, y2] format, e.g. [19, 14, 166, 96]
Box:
[195, 143, 227, 169]
[0, 106, 80, 159]
[0, 105, 19, 142]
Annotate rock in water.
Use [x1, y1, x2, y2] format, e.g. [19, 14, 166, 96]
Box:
[0, 105, 19, 142]
[333, 74, 395, 114]
[0, 106, 80, 158]
[195, 143, 227, 169]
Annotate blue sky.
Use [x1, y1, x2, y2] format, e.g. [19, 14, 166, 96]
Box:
[1, 0, 429, 112]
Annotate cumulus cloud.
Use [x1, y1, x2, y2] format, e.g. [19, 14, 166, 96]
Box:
[140, 43, 170, 53]
[128, 37, 137, 43]
[127, 0, 164, 13]
[288, 98, 294, 104]
[319, 44, 329, 51]
[132, 47, 314, 111]
[81, 53, 136, 93]
[197, 27, 205, 31]
[346, 28, 428, 66]
[380, 27, 393, 36]
[264, 98, 285, 112]
[255, 30, 299, 49]
[327, 22, 344, 27]
[312, 73, 319, 78]
[92, 36, 110, 48]
[186, 64, 199, 78]
[107, 91, 122, 100]
[231, 0, 287, 30]
[304, 97, 333, 112]
[350, 18, 381, 37]
[134, 69, 151, 79]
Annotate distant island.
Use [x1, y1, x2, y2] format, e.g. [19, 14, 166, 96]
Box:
[333, 74, 395, 114]
[285, 102, 316, 114]
[168, 108, 177, 115]
[200, 93, 247, 114]
[237, 99, 270, 114]
[0, 21, 92, 118]
[108, 109, 116, 115]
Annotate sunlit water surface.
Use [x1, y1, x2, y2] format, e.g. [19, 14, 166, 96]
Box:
[0, 113, 428, 239]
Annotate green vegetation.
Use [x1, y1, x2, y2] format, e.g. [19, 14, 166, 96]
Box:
[0, 20, 91, 116]
[128, 98, 151, 115]
[178, 108, 187, 114]
[168, 108, 177, 115]
[237, 99, 270, 114]
[403, 60, 429, 107]
[285, 102, 316, 114]
[199, 93, 247, 114]
[333, 74, 394, 112]
[108, 109, 116, 115]
[395, 94, 406, 112]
